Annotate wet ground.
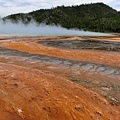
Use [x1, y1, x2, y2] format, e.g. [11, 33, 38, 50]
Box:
[39, 39, 120, 52]
[0, 36, 120, 119]
[0, 43, 120, 103]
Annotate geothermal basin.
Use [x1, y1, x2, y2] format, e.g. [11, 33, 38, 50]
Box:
[0, 35, 120, 120]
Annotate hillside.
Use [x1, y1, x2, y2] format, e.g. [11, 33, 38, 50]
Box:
[3, 3, 120, 33]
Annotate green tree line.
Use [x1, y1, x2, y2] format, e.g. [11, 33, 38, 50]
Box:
[3, 3, 120, 33]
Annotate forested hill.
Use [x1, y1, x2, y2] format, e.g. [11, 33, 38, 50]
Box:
[3, 3, 120, 33]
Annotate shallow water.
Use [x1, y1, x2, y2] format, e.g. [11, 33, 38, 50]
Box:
[0, 46, 120, 102]
[38, 39, 120, 52]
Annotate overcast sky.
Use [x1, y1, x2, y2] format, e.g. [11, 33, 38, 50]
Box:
[0, 0, 120, 17]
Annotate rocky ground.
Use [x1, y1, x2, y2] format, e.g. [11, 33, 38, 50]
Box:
[0, 35, 120, 120]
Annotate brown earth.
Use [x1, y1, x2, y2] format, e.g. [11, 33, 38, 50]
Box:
[0, 35, 120, 120]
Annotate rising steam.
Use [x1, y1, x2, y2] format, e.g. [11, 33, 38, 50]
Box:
[0, 19, 113, 36]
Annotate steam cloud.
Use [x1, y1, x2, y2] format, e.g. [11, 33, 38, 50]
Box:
[0, 20, 113, 36]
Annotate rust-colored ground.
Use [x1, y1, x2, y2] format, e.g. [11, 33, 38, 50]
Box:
[0, 36, 120, 67]
[0, 35, 120, 120]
